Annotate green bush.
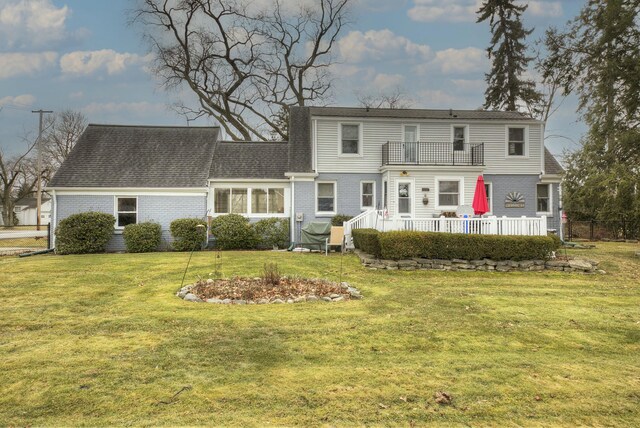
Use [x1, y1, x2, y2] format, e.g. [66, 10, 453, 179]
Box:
[170, 218, 207, 251]
[123, 222, 162, 253]
[209, 214, 258, 250]
[351, 228, 382, 258]
[254, 218, 290, 249]
[55, 212, 115, 255]
[332, 214, 353, 226]
[378, 231, 561, 261]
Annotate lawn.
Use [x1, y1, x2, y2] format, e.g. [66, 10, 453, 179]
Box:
[0, 243, 639, 426]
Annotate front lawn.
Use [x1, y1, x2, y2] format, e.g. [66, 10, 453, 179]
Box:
[1, 243, 639, 426]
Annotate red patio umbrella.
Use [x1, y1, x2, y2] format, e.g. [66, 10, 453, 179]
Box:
[472, 175, 489, 215]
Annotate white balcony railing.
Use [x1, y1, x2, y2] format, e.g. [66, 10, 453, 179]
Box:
[344, 209, 548, 248]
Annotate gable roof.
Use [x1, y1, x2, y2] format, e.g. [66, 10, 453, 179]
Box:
[544, 148, 564, 175]
[309, 106, 539, 122]
[209, 141, 289, 179]
[49, 124, 219, 188]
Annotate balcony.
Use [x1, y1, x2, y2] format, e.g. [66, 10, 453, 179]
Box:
[381, 142, 484, 166]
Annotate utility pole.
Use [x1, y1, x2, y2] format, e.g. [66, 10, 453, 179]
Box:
[32, 109, 53, 231]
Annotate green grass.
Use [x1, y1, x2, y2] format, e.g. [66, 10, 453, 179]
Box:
[1, 243, 639, 426]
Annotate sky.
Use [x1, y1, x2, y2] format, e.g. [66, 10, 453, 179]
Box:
[0, 0, 586, 159]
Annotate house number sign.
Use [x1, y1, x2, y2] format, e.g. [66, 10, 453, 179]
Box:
[504, 191, 525, 208]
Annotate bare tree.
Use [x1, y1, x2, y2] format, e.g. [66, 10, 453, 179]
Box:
[355, 87, 414, 109]
[0, 144, 35, 226]
[131, 0, 350, 141]
[41, 110, 87, 175]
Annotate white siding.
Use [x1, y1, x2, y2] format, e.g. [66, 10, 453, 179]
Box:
[314, 117, 544, 175]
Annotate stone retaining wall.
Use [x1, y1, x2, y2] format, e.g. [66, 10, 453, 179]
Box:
[355, 250, 603, 274]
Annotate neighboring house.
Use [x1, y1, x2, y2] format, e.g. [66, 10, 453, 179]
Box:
[14, 196, 52, 225]
[47, 107, 564, 250]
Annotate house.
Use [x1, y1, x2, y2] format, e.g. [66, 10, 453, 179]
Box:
[47, 107, 563, 250]
[0, 196, 51, 226]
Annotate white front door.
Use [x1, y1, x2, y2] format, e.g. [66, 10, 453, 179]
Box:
[396, 180, 414, 217]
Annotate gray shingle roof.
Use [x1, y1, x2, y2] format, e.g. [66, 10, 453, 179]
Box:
[544, 147, 564, 175]
[49, 124, 219, 188]
[209, 141, 289, 179]
[309, 106, 539, 121]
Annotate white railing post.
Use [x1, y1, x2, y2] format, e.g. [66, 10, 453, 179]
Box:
[540, 215, 547, 236]
[490, 216, 498, 235]
[439, 216, 446, 233]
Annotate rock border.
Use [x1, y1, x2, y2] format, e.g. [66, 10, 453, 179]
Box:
[355, 250, 604, 274]
[176, 280, 362, 304]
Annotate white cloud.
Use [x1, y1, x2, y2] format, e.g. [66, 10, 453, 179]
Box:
[338, 29, 432, 64]
[0, 0, 71, 49]
[525, 1, 563, 18]
[0, 51, 58, 79]
[372, 73, 405, 90]
[408, 0, 481, 23]
[82, 101, 167, 116]
[0, 94, 36, 108]
[60, 50, 152, 76]
[431, 47, 487, 74]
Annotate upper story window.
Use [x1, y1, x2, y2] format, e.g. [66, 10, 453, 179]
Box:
[340, 123, 360, 155]
[453, 126, 466, 151]
[116, 197, 137, 228]
[508, 127, 526, 156]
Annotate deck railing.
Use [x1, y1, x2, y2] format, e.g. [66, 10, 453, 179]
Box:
[344, 210, 548, 247]
[381, 142, 484, 166]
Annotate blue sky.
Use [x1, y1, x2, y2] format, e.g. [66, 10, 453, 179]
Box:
[0, 0, 585, 158]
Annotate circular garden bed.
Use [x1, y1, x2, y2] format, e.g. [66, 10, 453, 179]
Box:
[177, 277, 362, 304]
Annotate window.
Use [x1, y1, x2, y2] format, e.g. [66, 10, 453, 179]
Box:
[317, 182, 336, 214]
[383, 180, 388, 209]
[398, 182, 411, 214]
[361, 181, 375, 209]
[484, 182, 492, 214]
[403, 125, 418, 162]
[453, 126, 466, 151]
[438, 180, 460, 207]
[116, 197, 137, 228]
[340, 124, 360, 155]
[537, 184, 551, 214]
[508, 127, 525, 156]
[214, 187, 285, 215]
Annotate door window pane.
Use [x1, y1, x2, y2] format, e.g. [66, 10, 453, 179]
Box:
[398, 183, 411, 214]
[404, 125, 417, 142]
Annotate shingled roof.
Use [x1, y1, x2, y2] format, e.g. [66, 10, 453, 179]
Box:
[544, 147, 564, 175]
[209, 141, 289, 179]
[309, 106, 539, 121]
[49, 125, 219, 188]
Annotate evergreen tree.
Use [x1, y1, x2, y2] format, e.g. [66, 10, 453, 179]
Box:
[476, 0, 541, 112]
[556, 0, 640, 236]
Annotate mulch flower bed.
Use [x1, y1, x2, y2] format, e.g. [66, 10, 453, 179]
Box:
[177, 277, 363, 304]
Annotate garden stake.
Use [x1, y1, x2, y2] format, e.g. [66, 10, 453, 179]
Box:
[180, 224, 206, 288]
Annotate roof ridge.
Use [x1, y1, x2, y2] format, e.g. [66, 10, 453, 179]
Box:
[87, 123, 220, 129]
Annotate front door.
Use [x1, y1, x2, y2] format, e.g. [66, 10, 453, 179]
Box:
[396, 180, 413, 217]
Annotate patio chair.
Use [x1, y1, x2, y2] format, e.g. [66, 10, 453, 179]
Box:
[325, 226, 345, 256]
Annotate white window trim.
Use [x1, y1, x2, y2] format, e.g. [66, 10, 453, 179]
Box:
[316, 181, 337, 216]
[450, 124, 469, 152]
[484, 182, 493, 215]
[114, 196, 138, 230]
[536, 183, 553, 216]
[337, 122, 364, 157]
[211, 185, 289, 218]
[360, 180, 376, 210]
[395, 178, 415, 217]
[435, 177, 465, 211]
[505, 125, 529, 158]
[402, 124, 421, 142]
